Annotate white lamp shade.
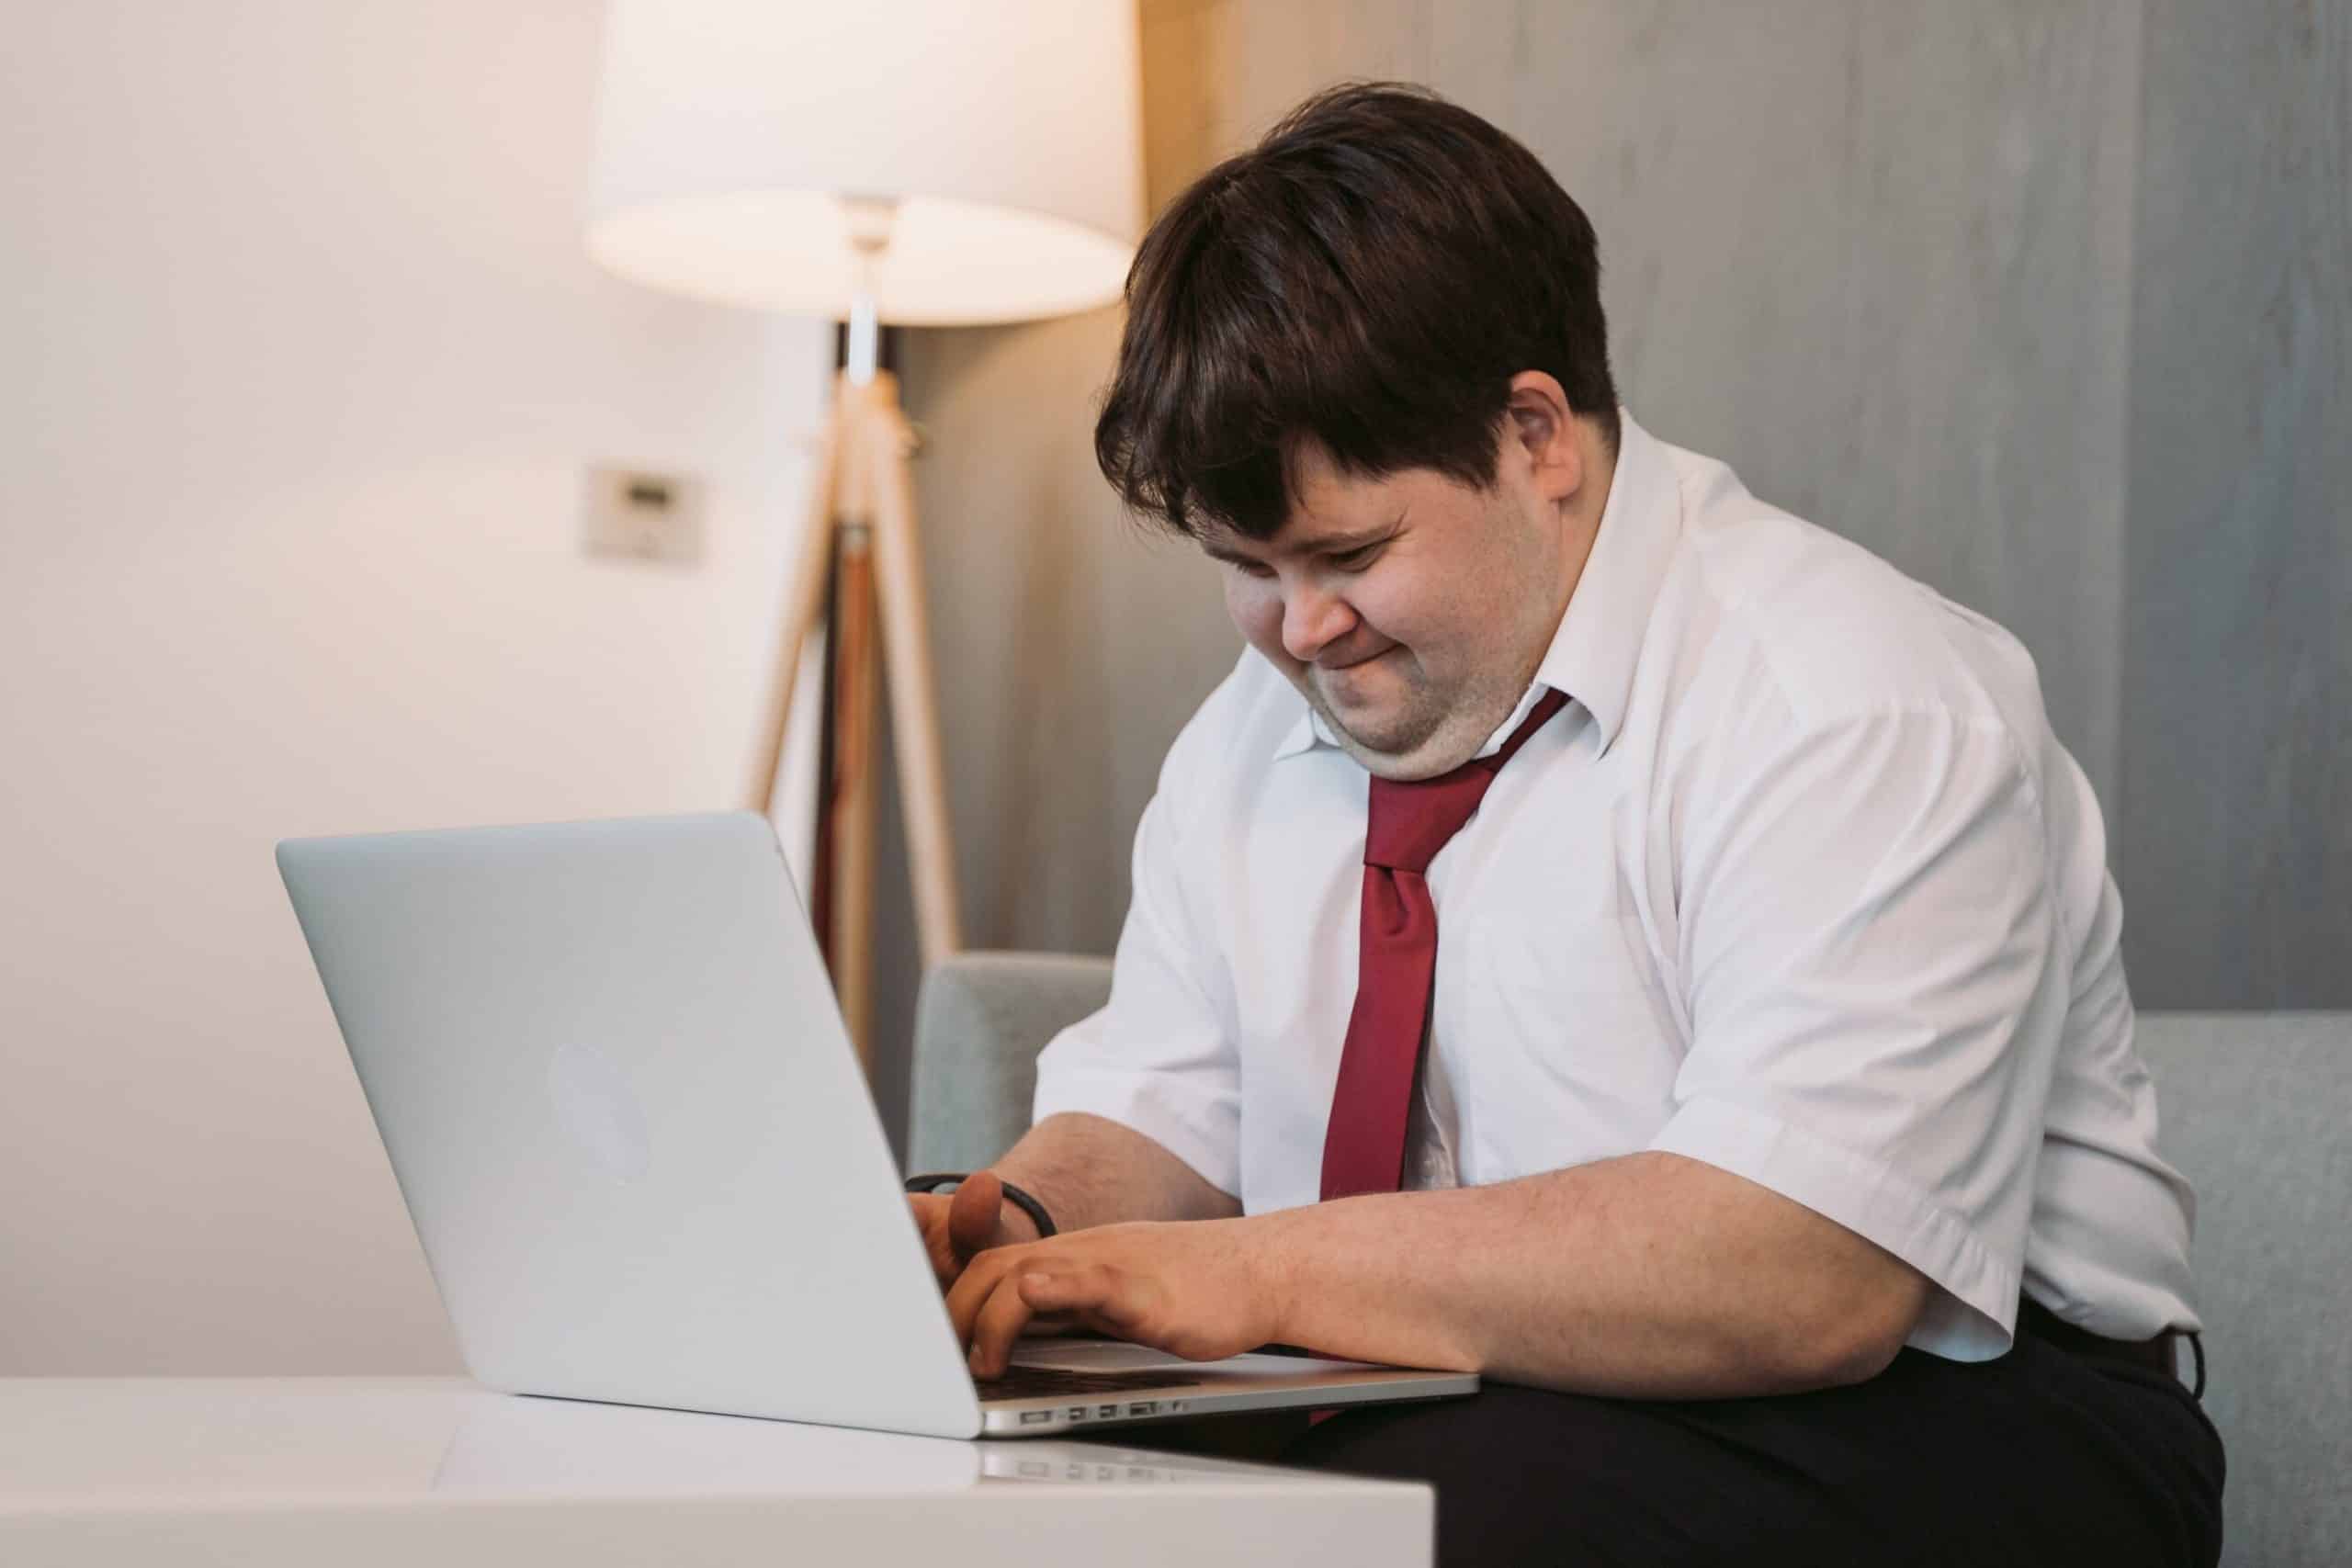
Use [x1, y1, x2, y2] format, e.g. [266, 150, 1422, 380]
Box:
[587, 0, 1144, 326]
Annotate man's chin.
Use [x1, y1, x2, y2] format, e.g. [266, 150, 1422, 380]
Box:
[1342, 734, 1471, 781]
[1312, 696, 1454, 778]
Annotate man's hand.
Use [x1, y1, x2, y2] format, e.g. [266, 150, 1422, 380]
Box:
[909, 1170, 1040, 1292]
[945, 1217, 1285, 1379]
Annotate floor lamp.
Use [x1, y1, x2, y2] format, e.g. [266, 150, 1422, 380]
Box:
[583, 0, 1144, 1068]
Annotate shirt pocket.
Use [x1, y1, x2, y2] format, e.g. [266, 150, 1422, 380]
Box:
[1445, 909, 1682, 1179]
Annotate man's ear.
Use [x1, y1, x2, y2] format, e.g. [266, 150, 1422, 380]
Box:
[1507, 372, 1582, 508]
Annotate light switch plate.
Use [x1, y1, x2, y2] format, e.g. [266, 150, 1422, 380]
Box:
[582, 465, 704, 567]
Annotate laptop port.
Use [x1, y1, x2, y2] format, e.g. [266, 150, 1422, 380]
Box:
[1097, 1404, 1118, 1418]
[1067, 1406, 1088, 1420]
[1126, 1401, 1158, 1416]
[1019, 1409, 1053, 1426]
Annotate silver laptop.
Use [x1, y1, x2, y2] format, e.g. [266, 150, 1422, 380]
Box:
[277, 811, 1476, 1439]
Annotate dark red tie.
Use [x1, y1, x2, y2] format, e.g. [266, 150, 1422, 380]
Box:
[1318, 689, 1570, 1201]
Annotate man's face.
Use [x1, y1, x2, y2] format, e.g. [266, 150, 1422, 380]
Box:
[1202, 411, 1588, 781]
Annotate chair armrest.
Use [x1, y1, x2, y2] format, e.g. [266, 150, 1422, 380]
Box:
[906, 951, 1114, 1175]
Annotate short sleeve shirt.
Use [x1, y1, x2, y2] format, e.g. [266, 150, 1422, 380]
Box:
[1031, 411, 2199, 1359]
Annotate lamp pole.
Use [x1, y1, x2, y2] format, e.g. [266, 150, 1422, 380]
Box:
[750, 197, 963, 1066]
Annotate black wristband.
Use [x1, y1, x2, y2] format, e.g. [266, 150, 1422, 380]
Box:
[903, 1171, 1058, 1239]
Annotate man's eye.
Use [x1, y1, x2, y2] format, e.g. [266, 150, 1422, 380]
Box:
[1329, 545, 1383, 571]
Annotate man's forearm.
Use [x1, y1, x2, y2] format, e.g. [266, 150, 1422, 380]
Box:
[991, 1111, 1240, 1236]
[1252, 1151, 1930, 1399]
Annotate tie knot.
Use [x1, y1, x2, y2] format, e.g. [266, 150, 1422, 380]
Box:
[1362, 690, 1568, 873]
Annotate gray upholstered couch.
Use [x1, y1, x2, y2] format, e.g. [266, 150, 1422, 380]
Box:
[910, 953, 2350, 1566]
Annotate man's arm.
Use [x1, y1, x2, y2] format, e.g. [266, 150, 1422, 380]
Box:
[910, 1111, 1238, 1289]
[994, 1111, 1241, 1233]
[1254, 1151, 1929, 1394]
[948, 1150, 1927, 1395]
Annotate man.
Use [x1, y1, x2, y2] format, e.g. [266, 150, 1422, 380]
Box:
[910, 83, 2223, 1564]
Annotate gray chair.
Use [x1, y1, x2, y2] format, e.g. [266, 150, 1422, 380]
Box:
[909, 954, 2350, 1566]
[909, 952, 1116, 1174]
[2133, 1013, 2352, 1567]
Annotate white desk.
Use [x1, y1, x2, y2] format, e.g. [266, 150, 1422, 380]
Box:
[0, 1377, 1431, 1565]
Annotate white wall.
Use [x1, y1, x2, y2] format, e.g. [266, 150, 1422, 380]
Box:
[0, 1, 827, 1372]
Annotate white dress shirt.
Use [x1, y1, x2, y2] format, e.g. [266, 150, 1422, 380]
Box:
[1033, 412, 2199, 1359]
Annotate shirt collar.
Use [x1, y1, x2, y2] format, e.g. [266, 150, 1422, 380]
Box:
[1270, 709, 1325, 761]
[1270, 408, 1679, 763]
[1529, 408, 1678, 756]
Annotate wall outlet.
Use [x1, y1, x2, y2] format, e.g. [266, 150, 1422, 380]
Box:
[582, 464, 704, 567]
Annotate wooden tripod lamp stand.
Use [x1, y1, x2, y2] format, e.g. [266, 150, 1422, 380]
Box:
[583, 0, 1144, 1068]
[741, 310, 956, 1061]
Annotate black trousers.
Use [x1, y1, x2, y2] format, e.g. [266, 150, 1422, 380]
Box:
[1157, 1329, 2225, 1567]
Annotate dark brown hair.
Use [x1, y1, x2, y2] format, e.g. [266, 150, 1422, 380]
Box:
[1093, 81, 1619, 540]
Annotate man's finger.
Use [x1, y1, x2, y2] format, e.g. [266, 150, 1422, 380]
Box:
[947, 1171, 1004, 1261]
[969, 1264, 1050, 1378]
[1023, 1261, 1152, 1341]
[1016, 1264, 1103, 1316]
[944, 1244, 1018, 1346]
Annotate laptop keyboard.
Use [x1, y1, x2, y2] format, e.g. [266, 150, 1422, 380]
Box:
[978, 1365, 1204, 1401]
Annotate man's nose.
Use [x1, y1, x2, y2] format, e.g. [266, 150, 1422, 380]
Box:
[1281, 579, 1356, 662]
